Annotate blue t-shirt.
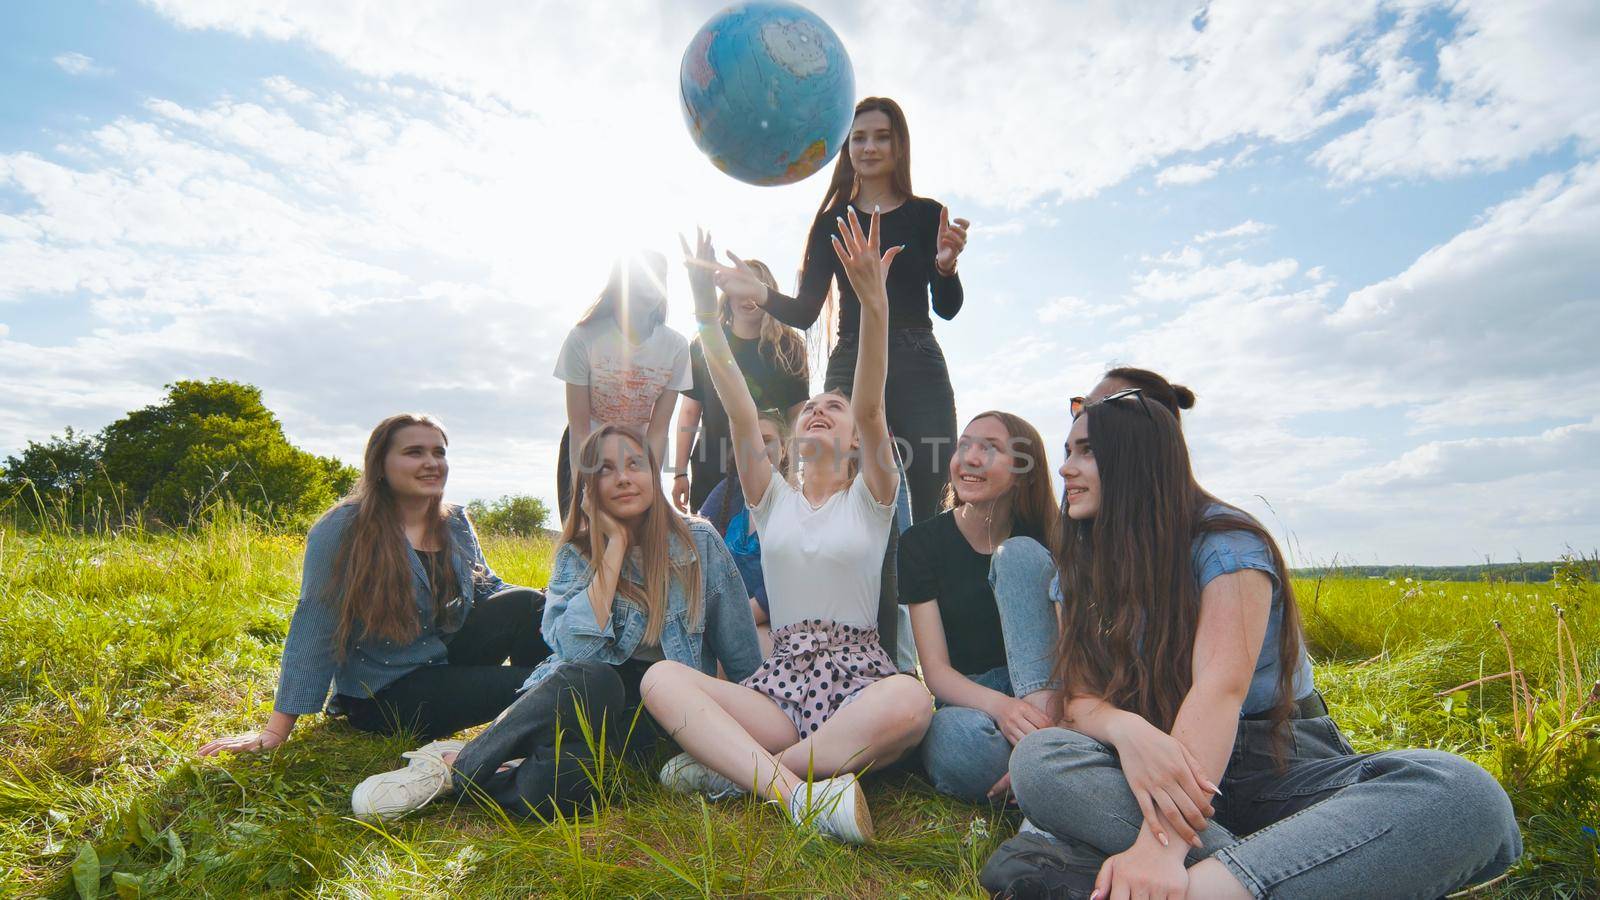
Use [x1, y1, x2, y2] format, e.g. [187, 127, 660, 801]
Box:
[1050, 505, 1315, 716]
[1190, 506, 1315, 715]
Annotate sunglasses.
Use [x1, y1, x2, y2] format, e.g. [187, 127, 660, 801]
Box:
[1070, 387, 1151, 420]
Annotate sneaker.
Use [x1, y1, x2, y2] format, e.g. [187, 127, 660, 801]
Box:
[978, 831, 1103, 899]
[659, 752, 748, 800]
[351, 740, 463, 820]
[788, 773, 873, 844]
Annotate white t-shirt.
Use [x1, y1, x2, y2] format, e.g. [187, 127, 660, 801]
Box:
[553, 319, 693, 433]
[750, 469, 896, 630]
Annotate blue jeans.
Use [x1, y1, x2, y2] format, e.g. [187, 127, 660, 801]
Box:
[1009, 715, 1522, 899]
[919, 536, 1059, 803]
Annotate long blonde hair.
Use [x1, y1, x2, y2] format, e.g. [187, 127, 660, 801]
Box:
[717, 258, 807, 379]
[326, 414, 457, 659]
[560, 424, 701, 645]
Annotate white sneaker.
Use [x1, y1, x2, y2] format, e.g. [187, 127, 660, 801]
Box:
[351, 740, 463, 820]
[788, 773, 873, 844]
[659, 751, 747, 800]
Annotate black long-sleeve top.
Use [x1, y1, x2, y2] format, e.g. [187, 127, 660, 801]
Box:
[764, 196, 964, 335]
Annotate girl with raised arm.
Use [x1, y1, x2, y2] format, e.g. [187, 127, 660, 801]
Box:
[198, 414, 549, 758]
[554, 252, 692, 519]
[712, 97, 969, 525]
[671, 258, 808, 515]
[640, 210, 933, 844]
[347, 424, 763, 820]
[980, 392, 1521, 899]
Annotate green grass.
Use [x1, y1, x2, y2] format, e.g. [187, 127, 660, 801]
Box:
[1, 517, 1596, 898]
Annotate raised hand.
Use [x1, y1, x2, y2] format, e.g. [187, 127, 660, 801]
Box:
[679, 228, 720, 319]
[831, 205, 903, 317]
[681, 230, 769, 308]
[934, 206, 970, 275]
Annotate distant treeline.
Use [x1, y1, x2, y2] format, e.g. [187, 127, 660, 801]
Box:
[1294, 559, 1599, 584]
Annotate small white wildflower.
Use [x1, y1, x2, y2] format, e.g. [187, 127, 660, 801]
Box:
[1388, 580, 1397, 586]
[1404, 577, 1413, 584]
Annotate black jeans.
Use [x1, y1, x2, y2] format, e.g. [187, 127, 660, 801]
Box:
[339, 587, 553, 741]
[450, 658, 662, 819]
[823, 327, 958, 524]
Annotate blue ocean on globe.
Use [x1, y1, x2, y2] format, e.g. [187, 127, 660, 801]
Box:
[680, 1, 855, 186]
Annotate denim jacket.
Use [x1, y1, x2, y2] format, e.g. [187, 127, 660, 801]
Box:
[274, 503, 508, 715]
[521, 517, 762, 692]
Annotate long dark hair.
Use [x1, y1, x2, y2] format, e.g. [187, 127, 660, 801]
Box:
[943, 411, 1058, 550]
[576, 252, 669, 334]
[326, 414, 458, 658]
[1051, 396, 1302, 743]
[1103, 367, 1196, 423]
[816, 96, 914, 216]
[562, 424, 701, 645]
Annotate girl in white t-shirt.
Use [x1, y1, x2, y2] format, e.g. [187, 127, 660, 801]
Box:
[553, 252, 693, 518]
[640, 210, 933, 844]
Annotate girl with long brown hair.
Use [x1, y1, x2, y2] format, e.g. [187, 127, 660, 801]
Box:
[982, 392, 1521, 899]
[901, 410, 1060, 805]
[704, 96, 970, 526]
[199, 414, 549, 761]
[349, 424, 763, 821]
[671, 257, 809, 514]
[640, 212, 933, 845]
[555, 251, 693, 518]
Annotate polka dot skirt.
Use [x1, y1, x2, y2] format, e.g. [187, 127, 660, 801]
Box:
[739, 618, 899, 738]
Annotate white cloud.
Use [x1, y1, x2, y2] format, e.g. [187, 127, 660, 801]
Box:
[53, 52, 110, 76]
[1036, 296, 1090, 324]
[1314, 0, 1600, 181]
[1194, 220, 1271, 243]
[1155, 159, 1224, 186]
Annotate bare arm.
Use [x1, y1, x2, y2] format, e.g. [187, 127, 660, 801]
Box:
[682, 230, 772, 506]
[585, 513, 631, 631]
[910, 602, 1011, 713]
[566, 382, 592, 449]
[672, 396, 702, 511]
[833, 207, 900, 506]
[646, 389, 677, 475]
[1171, 569, 1273, 783]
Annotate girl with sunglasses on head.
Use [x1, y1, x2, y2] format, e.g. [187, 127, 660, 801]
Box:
[640, 210, 934, 845]
[348, 424, 763, 821]
[198, 414, 550, 761]
[901, 411, 1060, 805]
[1071, 366, 1196, 424]
[704, 97, 969, 527]
[981, 390, 1520, 899]
[555, 252, 693, 519]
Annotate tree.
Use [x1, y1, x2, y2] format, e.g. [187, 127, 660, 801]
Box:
[95, 379, 358, 526]
[466, 494, 552, 537]
[0, 428, 108, 515]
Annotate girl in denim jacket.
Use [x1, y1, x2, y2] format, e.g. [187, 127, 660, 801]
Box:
[350, 423, 763, 820]
[199, 414, 550, 759]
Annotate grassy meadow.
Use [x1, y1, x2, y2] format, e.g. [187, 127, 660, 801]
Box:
[1, 515, 1597, 898]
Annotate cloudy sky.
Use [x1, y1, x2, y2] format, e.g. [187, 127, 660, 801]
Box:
[3, 0, 1597, 564]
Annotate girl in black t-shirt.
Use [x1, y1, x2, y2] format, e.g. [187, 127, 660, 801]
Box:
[671, 258, 808, 514]
[707, 97, 970, 525]
[901, 410, 1059, 804]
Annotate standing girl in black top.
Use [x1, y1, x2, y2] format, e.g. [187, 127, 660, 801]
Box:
[710, 96, 970, 524]
[671, 257, 809, 514]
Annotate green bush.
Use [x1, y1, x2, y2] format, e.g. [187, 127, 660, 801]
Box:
[466, 494, 552, 536]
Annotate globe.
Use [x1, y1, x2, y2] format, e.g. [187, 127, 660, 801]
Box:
[680, 1, 855, 186]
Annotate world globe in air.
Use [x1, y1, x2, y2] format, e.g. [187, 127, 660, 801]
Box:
[679, 1, 855, 186]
